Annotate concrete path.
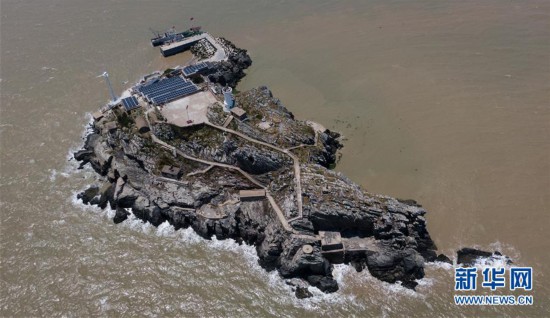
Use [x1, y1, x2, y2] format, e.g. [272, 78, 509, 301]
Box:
[222, 115, 234, 128]
[186, 165, 214, 177]
[156, 176, 189, 187]
[285, 144, 310, 151]
[151, 135, 263, 188]
[149, 119, 324, 237]
[205, 122, 304, 220]
[292, 233, 320, 241]
[266, 193, 294, 232]
[175, 149, 266, 189]
[171, 206, 196, 212]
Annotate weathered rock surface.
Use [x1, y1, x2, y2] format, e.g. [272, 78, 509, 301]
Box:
[435, 253, 453, 264]
[295, 286, 313, 299]
[206, 37, 252, 88]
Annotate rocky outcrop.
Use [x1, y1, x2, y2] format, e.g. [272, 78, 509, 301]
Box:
[75, 92, 440, 294]
[74, 38, 446, 297]
[457, 248, 511, 266]
[435, 253, 452, 264]
[207, 38, 252, 88]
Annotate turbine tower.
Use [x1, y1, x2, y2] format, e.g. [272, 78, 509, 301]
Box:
[97, 71, 117, 103]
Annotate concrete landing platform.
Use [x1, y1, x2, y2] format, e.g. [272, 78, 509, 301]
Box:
[161, 91, 217, 127]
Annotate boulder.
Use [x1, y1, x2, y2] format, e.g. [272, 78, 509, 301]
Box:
[306, 275, 338, 293]
[456, 248, 511, 266]
[365, 248, 425, 284]
[113, 207, 129, 224]
[435, 253, 452, 264]
[77, 186, 99, 205]
[457, 248, 493, 266]
[295, 286, 313, 299]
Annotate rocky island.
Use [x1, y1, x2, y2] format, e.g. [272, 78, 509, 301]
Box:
[75, 32, 455, 298]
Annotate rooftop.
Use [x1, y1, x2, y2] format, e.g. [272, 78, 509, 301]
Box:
[239, 189, 266, 198]
[92, 111, 104, 121]
[161, 165, 181, 176]
[319, 231, 343, 251]
[231, 107, 246, 118]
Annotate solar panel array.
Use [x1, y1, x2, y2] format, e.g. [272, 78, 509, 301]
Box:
[137, 76, 199, 105]
[183, 62, 209, 77]
[122, 96, 139, 111]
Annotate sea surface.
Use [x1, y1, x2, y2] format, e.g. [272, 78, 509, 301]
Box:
[1, 0, 549, 316]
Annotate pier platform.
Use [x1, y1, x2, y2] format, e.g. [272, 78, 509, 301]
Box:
[160, 33, 226, 61]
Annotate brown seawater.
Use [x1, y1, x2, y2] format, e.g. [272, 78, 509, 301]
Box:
[1, 0, 549, 316]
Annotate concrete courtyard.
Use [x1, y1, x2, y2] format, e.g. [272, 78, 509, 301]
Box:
[160, 91, 218, 127]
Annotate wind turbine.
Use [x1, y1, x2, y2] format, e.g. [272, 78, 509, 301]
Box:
[97, 71, 117, 103]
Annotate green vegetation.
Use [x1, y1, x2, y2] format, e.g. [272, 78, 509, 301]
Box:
[296, 123, 315, 139]
[170, 124, 204, 141]
[155, 151, 178, 171]
[192, 76, 204, 84]
[142, 137, 154, 151]
[291, 147, 312, 163]
[163, 68, 176, 75]
[154, 108, 165, 122]
[169, 125, 224, 148]
[116, 112, 133, 128]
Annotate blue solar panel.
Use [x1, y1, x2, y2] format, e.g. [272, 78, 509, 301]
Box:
[183, 62, 208, 76]
[151, 85, 199, 104]
[146, 83, 193, 99]
[138, 76, 186, 94]
[136, 76, 199, 105]
[122, 96, 139, 111]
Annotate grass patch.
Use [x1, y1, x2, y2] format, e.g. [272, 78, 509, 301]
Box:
[163, 68, 176, 76]
[155, 151, 178, 171]
[170, 124, 224, 148]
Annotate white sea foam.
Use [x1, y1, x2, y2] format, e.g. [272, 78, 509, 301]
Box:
[71, 194, 359, 309]
[472, 253, 513, 270]
[155, 221, 177, 238]
[174, 227, 204, 244]
[452, 242, 520, 270]
[70, 188, 115, 220]
[426, 260, 454, 271]
[415, 276, 436, 288]
[71, 190, 437, 313]
[58, 113, 106, 183]
[99, 296, 110, 312]
[49, 169, 58, 182]
[69, 178, 473, 312]
[65, 111, 436, 310]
